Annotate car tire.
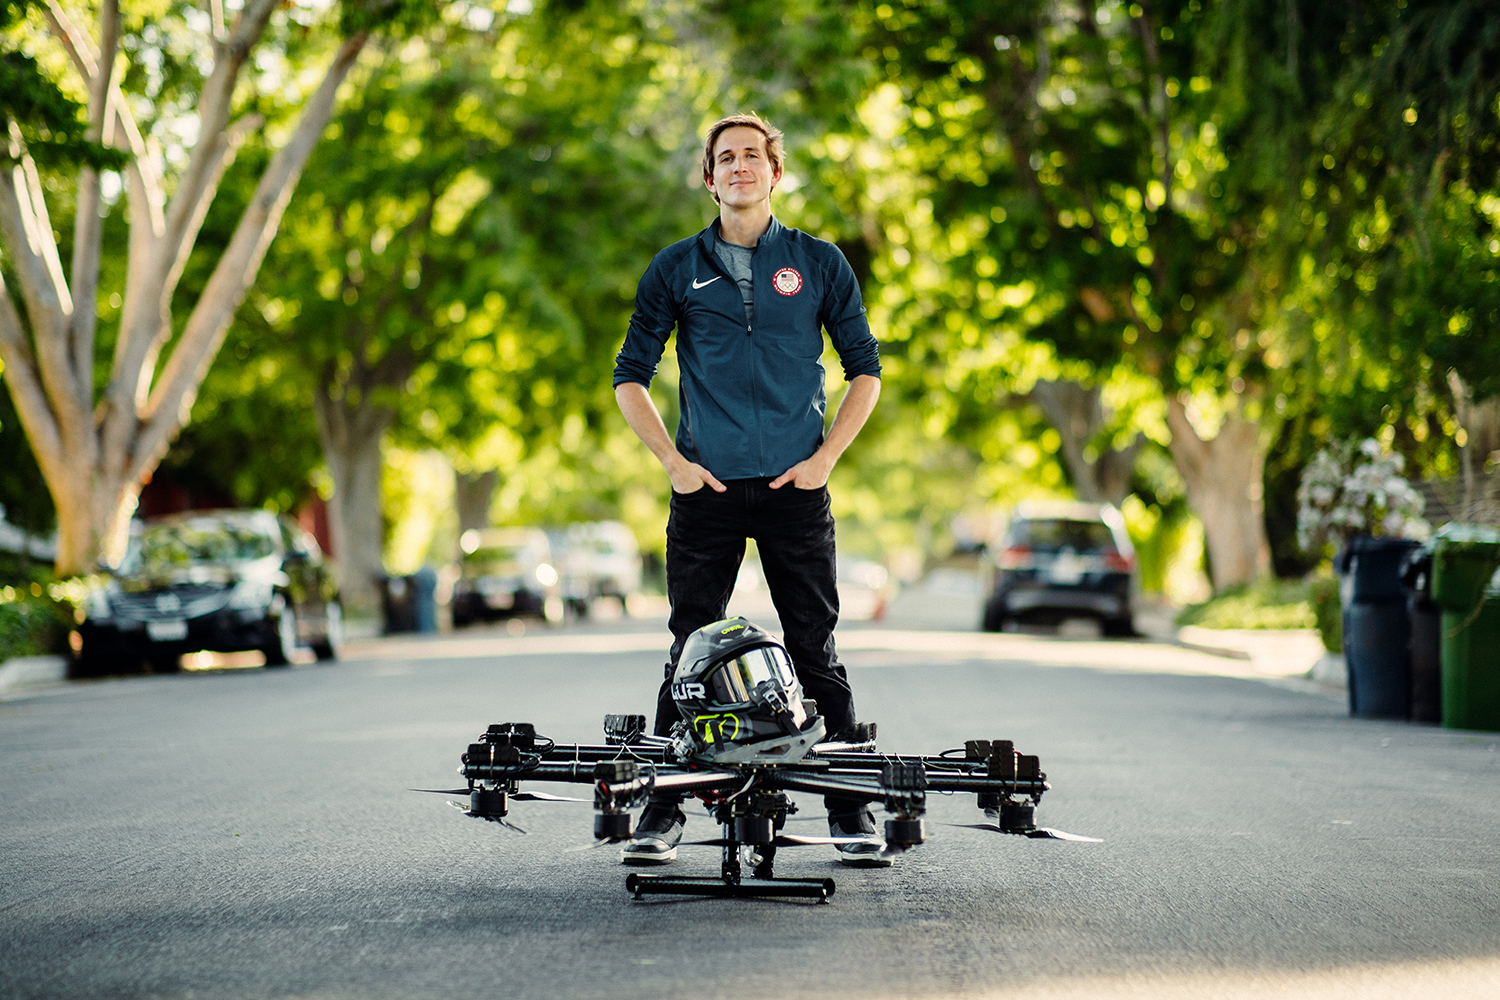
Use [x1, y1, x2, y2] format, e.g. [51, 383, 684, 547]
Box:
[1102, 615, 1135, 638]
[147, 653, 183, 674]
[980, 598, 1008, 633]
[311, 601, 342, 661]
[71, 649, 115, 679]
[263, 606, 297, 667]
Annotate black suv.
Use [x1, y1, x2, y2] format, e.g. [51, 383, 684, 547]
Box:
[980, 502, 1136, 636]
[77, 510, 342, 673]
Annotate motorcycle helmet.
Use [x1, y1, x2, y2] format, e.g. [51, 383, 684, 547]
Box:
[670, 617, 826, 764]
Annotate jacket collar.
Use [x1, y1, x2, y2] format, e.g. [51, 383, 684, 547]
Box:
[699, 215, 784, 253]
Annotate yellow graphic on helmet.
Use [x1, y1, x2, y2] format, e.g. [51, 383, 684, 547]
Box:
[694, 713, 742, 744]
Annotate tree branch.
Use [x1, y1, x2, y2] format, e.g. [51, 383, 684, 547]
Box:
[131, 32, 372, 482]
[158, 0, 278, 277]
[1133, 1, 1173, 209]
[0, 145, 83, 432]
[67, 0, 120, 405]
[1165, 393, 1209, 477]
[0, 272, 66, 483]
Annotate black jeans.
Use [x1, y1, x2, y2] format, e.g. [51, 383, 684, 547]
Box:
[654, 478, 856, 741]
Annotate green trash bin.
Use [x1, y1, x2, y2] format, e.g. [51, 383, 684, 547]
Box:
[1430, 525, 1500, 732]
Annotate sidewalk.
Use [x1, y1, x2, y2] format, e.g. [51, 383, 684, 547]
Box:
[2, 582, 1338, 696]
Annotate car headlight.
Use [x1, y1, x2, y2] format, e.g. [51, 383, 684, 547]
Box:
[227, 579, 276, 610]
[85, 589, 111, 621]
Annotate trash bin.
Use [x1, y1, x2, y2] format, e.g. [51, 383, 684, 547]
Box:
[1430, 525, 1500, 732]
[412, 566, 438, 634]
[1341, 535, 1422, 719]
[379, 574, 418, 634]
[1401, 547, 1442, 724]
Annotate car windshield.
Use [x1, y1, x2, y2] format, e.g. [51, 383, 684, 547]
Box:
[122, 517, 278, 575]
[1011, 519, 1116, 552]
[465, 544, 528, 574]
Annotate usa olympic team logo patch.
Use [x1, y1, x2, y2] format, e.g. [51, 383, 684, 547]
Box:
[772, 267, 803, 296]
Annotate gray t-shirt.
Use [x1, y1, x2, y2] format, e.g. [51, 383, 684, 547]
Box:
[714, 236, 755, 324]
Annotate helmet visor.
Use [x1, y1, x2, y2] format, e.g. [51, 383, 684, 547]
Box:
[708, 644, 797, 707]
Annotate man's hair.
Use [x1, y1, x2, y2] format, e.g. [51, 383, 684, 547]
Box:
[702, 113, 785, 202]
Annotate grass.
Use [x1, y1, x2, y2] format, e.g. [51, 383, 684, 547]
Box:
[1175, 577, 1320, 632]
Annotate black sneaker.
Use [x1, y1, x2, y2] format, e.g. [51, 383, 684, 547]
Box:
[828, 808, 892, 868]
[621, 803, 686, 866]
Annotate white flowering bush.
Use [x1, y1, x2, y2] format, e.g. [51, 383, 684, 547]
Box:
[1297, 438, 1429, 553]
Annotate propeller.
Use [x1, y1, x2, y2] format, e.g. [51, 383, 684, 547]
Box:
[564, 839, 625, 852]
[949, 821, 1101, 842]
[410, 788, 588, 802]
[446, 799, 528, 834]
[514, 791, 589, 803]
[420, 791, 594, 803]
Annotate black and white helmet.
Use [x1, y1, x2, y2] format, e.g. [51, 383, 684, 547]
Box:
[670, 618, 826, 763]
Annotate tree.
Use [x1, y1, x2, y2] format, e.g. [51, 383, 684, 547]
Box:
[239, 1, 708, 608]
[0, 0, 418, 576]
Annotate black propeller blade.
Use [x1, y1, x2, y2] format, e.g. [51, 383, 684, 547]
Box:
[445, 799, 528, 834]
[411, 788, 588, 802]
[1028, 827, 1102, 842]
[514, 791, 589, 803]
[949, 821, 1101, 842]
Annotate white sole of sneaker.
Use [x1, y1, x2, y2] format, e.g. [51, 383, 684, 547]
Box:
[837, 853, 893, 868]
[620, 846, 678, 865]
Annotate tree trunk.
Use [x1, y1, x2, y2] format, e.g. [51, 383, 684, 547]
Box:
[314, 389, 396, 617]
[454, 470, 498, 536]
[1165, 394, 1270, 592]
[1028, 379, 1142, 507]
[0, 7, 368, 575]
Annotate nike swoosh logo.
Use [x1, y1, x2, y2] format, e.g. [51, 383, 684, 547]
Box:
[692, 276, 721, 289]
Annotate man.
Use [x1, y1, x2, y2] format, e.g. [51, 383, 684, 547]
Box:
[612, 113, 884, 866]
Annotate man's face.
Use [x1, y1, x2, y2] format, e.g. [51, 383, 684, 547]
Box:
[706, 126, 781, 208]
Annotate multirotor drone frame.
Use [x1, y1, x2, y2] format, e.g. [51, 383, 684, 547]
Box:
[433, 715, 1089, 902]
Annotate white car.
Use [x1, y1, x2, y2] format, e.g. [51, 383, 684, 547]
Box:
[556, 521, 641, 616]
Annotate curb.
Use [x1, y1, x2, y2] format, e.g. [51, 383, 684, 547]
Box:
[0, 655, 69, 694]
[1173, 638, 1254, 661]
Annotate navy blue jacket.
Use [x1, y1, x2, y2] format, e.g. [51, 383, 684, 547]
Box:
[613, 217, 881, 480]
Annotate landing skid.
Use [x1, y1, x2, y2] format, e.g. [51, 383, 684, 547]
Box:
[626, 873, 835, 901]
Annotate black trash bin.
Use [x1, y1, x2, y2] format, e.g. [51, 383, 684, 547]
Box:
[1340, 535, 1423, 719]
[380, 574, 419, 634]
[1400, 547, 1441, 724]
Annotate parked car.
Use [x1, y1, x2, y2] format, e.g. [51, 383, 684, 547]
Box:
[450, 527, 560, 626]
[77, 509, 342, 673]
[980, 501, 1136, 636]
[554, 521, 641, 617]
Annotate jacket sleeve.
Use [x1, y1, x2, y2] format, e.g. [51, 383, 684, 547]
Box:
[613, 254, 677, 388]
[819, 245, 882, 382]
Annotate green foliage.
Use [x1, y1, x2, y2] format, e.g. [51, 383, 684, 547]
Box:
[0, 591, 69, 660]
[130, 0, 1500, 578]
[0, 378, 54, 538]
[1176, 577, 1317, 631]
[0, 2, 125, 169]
[1309, 575, 1343, 654]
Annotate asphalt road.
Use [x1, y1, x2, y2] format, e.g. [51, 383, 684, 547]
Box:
[3, 618, 1499, 1000]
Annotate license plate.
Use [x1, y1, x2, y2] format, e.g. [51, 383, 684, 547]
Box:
[147, 619, 187, 641]
[484, 592, 515, 610]
[1048, 555, 1085, 585]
